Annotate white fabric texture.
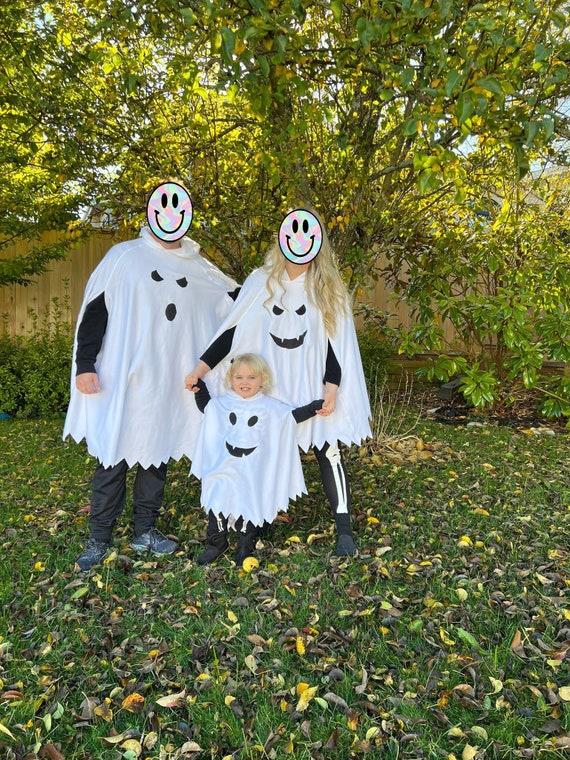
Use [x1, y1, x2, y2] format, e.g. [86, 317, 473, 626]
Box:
[63, 227, 237, 468]
[206, 267, 372, 452]
[190, 391, 306, 527]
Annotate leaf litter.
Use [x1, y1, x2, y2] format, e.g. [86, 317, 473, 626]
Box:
[0, 418, 569, 758]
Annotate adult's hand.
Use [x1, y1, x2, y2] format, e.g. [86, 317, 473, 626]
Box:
[317, 382, 338, 416]
[76, 372, 100, 394]
[184, 360, 210, 392]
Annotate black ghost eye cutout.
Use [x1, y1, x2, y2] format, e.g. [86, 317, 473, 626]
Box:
[296, 305, 307, 315]
[272, 305, 284, 315]
[248, 416, 258, 427]
[177, 277, 188, 288]
[151, 270, 164, 282]
[229, 412, 237, 425]
[165, 304, 177, 321]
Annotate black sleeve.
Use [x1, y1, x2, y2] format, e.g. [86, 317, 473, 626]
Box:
[75, 292, 108, 375]
[323, 340, 342, 386]
[228, 286, 241, 302]
[292, 399, 324, 423]
[194, 378, 212, 413]
[200, 326, 236, 369]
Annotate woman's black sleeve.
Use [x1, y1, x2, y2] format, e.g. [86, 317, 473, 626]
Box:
[200, 326, 236, 369]
[323, 340, 342, 386]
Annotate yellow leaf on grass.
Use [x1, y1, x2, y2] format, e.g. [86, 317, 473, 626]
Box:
[121, 692, 145, 712]
[244, 654, 257, 673]
[559, 686, 570, 701]
[227, 610, 238, 623]
[462, 745, 478, 760]
[155, 687, 186, 708]
[296, 682, 310, 695]
[0, 722, 16, 740]
[457, 535, 472, 547]
[440, 628, 456, 646]
[488, 677, 503, 694]
[296, 637, 306, 656]
[224, 695, 236, 707]
[296, 685, 318, 712]
[285, 536, 301, 544]
[242, 556, 259, 572]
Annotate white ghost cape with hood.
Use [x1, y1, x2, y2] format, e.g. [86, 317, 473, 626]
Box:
[63, 227, 237, 468]
[206, 267, 372, 452]
[190, 391, 306, 527]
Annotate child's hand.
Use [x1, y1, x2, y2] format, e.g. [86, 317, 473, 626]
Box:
[317, 383, 338, 416]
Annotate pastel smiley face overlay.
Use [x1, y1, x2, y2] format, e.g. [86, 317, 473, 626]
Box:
[146, 182, 193, 242]
[278, 209, 323, 264]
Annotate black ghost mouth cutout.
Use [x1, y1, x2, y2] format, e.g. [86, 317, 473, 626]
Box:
[154, 209, 186, 235]
[270, 330, 307, 349]
[225, 442, 257, 457]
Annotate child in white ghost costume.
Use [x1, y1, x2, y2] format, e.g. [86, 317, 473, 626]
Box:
[186, 213, 371, 557]
[64, 223, 239, 571]
[191, 354, 323, 565]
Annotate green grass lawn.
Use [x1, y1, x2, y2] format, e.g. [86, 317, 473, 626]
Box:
[0, 415, 569, 759]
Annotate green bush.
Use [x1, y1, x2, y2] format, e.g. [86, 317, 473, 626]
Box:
[0, 297, 74, 419]
[355, 304, 393, 401]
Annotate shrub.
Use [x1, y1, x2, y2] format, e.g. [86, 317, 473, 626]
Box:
[0, 296, 74, 418]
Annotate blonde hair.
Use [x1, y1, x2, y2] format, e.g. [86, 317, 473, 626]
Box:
[263, 209, 348, 336]
[225, 353, 272, 393]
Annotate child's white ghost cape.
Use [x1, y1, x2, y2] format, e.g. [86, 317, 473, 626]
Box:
[207, 268, 371, 452]
[63, 227, 237, 468]
[191, 391, 306, 527]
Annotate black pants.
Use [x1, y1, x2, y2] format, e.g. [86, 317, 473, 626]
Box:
[89, 460, 168, 543]
[312, 442, 352, 535]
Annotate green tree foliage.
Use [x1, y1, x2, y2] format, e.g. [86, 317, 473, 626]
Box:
[1, 0, 570, 410]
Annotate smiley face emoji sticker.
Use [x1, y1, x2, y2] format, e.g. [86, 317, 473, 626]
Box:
[278, 208, 323, 264]
[147, 182, 193, 242]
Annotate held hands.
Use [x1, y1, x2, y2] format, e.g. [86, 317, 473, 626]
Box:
[184, 361, 210, 392]
[76, 372, 100, 394]
[316, 382, 338, 416]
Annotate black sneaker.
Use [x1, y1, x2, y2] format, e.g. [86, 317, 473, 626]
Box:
[130, 527, 178, 555]
[335, 534, 357, 557]
[75, 539, 110, 571]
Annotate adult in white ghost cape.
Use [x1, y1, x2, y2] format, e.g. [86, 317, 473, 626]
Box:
[191, 354, 324, 565]
[185, 211, 371, 557]
[64, 215, 238, 572]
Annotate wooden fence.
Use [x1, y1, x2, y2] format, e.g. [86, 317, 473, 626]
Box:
[0, 231, 115, 335]
[1, 231, 457, 343]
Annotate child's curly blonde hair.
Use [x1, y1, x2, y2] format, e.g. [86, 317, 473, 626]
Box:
[225, 353, 273, 393]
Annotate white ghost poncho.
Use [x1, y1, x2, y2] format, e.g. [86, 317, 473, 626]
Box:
[190, 391, 306, 527]
[206, 268, 371, 452]
[63, 227, 237, 468]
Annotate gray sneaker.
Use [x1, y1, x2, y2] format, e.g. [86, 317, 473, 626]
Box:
[75, 539, 110, 571]
[130, 527, 179, 555]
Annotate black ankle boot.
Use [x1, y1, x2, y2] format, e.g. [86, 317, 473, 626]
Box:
[234, 524, 259, 565]
[197, 530, 229, 565]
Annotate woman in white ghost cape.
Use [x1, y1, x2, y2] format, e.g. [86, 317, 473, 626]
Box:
[186, 210, 371, 557]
